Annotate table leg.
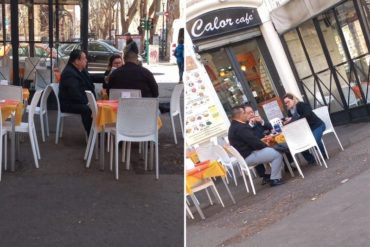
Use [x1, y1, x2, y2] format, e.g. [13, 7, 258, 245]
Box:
[99, 129, 105, 171]
[190, 194, 205, 220]
[221, 177, 236, 204]
[10, 113, 15, 172]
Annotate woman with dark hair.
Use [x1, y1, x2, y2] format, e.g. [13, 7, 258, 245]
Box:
[174, 38, 184, 83]
[59, 49, 95, 135]
[101, 54, 124, 97]
[283, 93, 327, 162]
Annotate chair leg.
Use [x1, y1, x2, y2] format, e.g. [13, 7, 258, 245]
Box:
[84, 128, 94, 160]
[121, 141, 127, 163]
[230, 165, 237, 186]
[60, 118, 64, 138]
[210, 183, 225, 207]
[40, 113, 45, 142]
[178, 113, 184, 137]
[29, 130, 39, 168]
[109, 134, 114, 171]
[155, 141, 159, 179]
[86, 131, 98, 168]
[3, 135, 7, 171]
[32, 125, 41, 159]
[221, 177, 236, 204]
[190, 194, 205, 220]
[170, 114, 177, 144]
[321, 139, 329, 159]
[107, 132, 110, 152]
[126, 142, 131, 170]
[283, 153, 295, 177]
[245, 169, 256, 195]
[55, 114, 61, 144]
[241, 170, 249, 193]
[316, 146, 328, 168]
[292, 154, 304, 178]
[333, 132, 344, 150]
[45, 112, 50, 137]
[205, 188, 213, 205]
[144, 142, 148, 171]
[186, 204, 194, 219]
[115, 140, 119, 180]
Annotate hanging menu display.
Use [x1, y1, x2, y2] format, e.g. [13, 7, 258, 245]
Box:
[185, 32, 230, 145]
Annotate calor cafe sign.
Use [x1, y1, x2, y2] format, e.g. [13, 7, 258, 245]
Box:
[186, 7, 261, 41]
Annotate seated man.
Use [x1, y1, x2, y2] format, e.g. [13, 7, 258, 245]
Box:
[59, 49, 95, 135]
[228, 106, 284, 187]
[108, 51, 159, 98]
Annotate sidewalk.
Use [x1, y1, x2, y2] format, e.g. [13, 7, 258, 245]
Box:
[187, 121, 370, 247]
[237, 168, 370, 247]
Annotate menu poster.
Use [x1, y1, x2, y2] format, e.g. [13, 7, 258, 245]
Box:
[184, 32, 230, 146]
[262, 100, 284, 120]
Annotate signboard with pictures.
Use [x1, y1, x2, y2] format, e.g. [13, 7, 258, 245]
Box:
[184, 32, 230, 146]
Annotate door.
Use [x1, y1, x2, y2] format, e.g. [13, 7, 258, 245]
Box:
[200, 38, 284, 120]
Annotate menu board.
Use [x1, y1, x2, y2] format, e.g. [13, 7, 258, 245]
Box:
[184, 32, 230, 145]
[261, 99, 284, 121]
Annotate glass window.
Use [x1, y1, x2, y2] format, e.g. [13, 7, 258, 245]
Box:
[200, 49, 249, 117]
[283, 30, 312, 79]
[361, 0, 370, 31]
[336, 1, 369, 58]
[91, 43, 109, 52]
[299, 20, 329, 73]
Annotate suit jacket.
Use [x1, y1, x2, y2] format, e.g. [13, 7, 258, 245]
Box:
[250, 121, 273, 139]
[287, 101, 324, 130]
[108, 62, 159, 98]
[59, 64, 95, 108]
[228, 120, 267, 158]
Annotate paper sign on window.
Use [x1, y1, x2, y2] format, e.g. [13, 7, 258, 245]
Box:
[0, 80, 8, 85]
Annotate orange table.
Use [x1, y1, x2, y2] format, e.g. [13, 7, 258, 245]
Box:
[96, 100, 162, 128]
[186, 160, 227, 194]
[0, 99, 24, 172]
[0, 99, 24, 125]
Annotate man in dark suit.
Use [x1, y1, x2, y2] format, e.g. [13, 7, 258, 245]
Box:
[59, 49, 95, 134]
[107, 51, 158, 98]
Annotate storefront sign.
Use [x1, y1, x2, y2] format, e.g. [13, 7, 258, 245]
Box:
[187, 8, 261, 41]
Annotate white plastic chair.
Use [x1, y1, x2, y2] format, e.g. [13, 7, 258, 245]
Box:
[26, 85, 52, 142]
[313, 106, 344, 159]
[341, 86, 358, 108]
[282, 118, 328, 178]
[170, 84, 184, 144]
[0, 85, 23, 101]
[109, 89, 142, 99]
[109, 98, 159, 180]
[50, 82, 80, 144]
[223, 145, 257, 195]
[3, 90, 43, 169]
[0, 110, 8, 181]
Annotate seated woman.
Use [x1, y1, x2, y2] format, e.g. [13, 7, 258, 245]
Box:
[283, 93, 327, 163]
[101, 54, 124, 98]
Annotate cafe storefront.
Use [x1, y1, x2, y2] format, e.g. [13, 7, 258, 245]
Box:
[186, 0, 304, 123]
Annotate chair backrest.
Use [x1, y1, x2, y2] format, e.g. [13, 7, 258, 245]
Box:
[116, 98, 158, 139]
[85, 90, 97, 124]
[195, 142, 216, 162]
[341, 86, 358, 107]
[185, 158, 195, 170]
[40, 85, 53, 112]
[212, 144, 233, 164]
[109, 89, 142, 100]
[312, 106, 333, 132]
[50, 82, 61, 111]
[0, 85, 23, 101]
[223, 145, 249, 171]
[28, 89, 43, 126]
[282, 118, 317, 152]
[170, 84, 183, 115]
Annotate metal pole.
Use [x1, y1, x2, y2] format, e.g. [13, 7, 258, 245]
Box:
[161, 1, 165, 60]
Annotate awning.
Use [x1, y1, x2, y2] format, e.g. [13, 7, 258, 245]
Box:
[270, 0, 342, 34]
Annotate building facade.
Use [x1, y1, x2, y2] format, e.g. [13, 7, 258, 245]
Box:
[186, 0, 370, 129]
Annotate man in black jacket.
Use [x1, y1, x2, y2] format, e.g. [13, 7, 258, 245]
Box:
[59, 49, 95, 134]
[107, 51, 158, 98]
[123, 32, 139, 55]
[228, 106, 284, 187]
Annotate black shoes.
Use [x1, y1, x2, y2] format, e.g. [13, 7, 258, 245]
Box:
[270, 179, 285, 187]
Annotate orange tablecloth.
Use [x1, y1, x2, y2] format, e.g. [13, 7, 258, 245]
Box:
[186, 160, 226, 194]
[96, 100, 163, 128]
[0, 99, 24, 125]
[22, 88, 30, 101]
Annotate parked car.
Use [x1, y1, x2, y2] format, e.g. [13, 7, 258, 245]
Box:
[59, 40, 123, 72]
[0, 43, 58, 61]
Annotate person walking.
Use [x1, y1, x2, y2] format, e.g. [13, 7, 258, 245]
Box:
[174, 38, 184, 83]
[123, 32, 139, 55]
